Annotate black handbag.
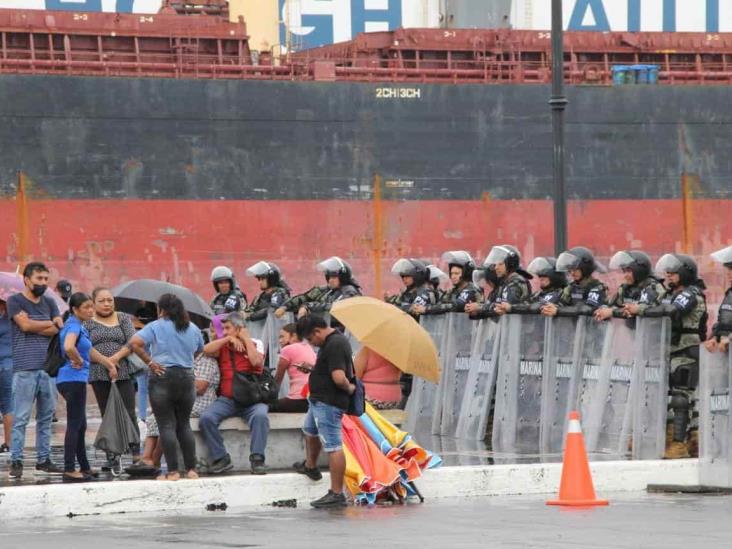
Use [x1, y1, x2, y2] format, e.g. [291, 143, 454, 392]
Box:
[230, 349, 279, 408]
[43, 334, 65, 378]
[345, 358, 365, 417]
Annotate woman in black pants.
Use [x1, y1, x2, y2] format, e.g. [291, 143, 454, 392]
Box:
[57, 293, 116, 482]
[85, 287, 141, 473]
[130, 294, 204, 481]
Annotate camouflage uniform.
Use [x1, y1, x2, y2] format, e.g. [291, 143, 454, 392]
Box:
[386, 284, 436, 320]
[555, 276, 607, 315]
[210, 288, 248, 316]
[510, 284, 566, 314]
[245, 286, 290, 322]
[423, 282, 482, 315]
[471, 272, 531, 319]
[278, 286, 327, 314]
[712, 286, 732, 341]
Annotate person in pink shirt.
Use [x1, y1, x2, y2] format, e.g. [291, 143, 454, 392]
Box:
[354, 346, 402, 410]
[270, 323, 316, 413]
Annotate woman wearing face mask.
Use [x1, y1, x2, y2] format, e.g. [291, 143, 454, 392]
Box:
[84, 287, 141, 472]
[57, 292, 116, 482]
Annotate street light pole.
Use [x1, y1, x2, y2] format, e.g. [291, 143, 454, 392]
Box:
[550, 0, 568, 256]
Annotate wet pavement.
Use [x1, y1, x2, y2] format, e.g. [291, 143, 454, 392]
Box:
[0, 492, 729, 548]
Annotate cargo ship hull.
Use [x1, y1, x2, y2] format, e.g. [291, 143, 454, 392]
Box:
[1, 74, 730, 301]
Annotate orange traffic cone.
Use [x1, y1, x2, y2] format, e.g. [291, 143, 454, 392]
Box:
[546, 411, 609, 507]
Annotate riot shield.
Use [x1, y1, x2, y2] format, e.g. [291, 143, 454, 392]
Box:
[455, 317, 501, 440]
[437, 313, 476, 437]
[540, 316, 582, 455]
[492, 314, 548, 454]
[263, 311, 294, 398]
[631, 317, 671, 460]
[575, 317, 611, 442]
[699, 347, 732, 486]
[584, 317, 637, 457]
[404, 314, 448, 436]
[246, 317, 267, 347]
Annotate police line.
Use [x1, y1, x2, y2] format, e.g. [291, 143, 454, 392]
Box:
[405, 312, 673, 460]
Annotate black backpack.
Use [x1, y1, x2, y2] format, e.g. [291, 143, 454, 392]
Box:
[43, 333, 64, 377]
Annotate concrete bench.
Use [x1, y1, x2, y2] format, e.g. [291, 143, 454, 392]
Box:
[190, 410, 406, 472]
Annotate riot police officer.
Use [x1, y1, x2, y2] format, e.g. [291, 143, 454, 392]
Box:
[426, 264, 448, 302]
[387, 258, 437, 318]
[704, 245, 732, 353]
[469, 245, 531, 318]
[594, 250, 665, 321]
[244, 261, 291, 321]
[210, 265, 247, 315]
[500, 256, 567, 314]
[542, 246, 607, 317]
[300, 256, 361, 317]
[418, 251, 482, 315]
[646, 254, 708, 459]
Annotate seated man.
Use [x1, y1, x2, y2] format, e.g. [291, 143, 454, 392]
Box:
[129, 347, 220, 476]
[199, 311, 269, 475]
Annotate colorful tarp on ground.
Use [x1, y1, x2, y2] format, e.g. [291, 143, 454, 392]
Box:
[343, 402, 441, 504]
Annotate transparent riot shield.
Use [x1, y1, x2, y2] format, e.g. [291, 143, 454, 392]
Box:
[263, 311, 294, 398]
[404, 314, 448, 437]
[575, 317, 611, 442]
[699, 347, 732, 486]
[437, 313, 476, 437]
[455, 317, 501, 440]
[584, 318, 637, 458]
[492, 314, 548, 454]
[631, 317, 671, 460]
[540, 316, 582, 455]
[246, 317, 267, 347]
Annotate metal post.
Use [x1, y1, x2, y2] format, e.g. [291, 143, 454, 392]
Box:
[550, 0, 568, 255]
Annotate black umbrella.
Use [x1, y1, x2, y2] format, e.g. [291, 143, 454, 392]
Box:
[111, 279, 213, 328]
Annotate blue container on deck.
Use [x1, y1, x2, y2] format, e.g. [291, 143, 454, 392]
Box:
[634, 64, 660, 84]
[612, 65, 629, 85]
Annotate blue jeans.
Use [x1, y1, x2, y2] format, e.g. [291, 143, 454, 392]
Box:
[0, 359, 13, 415]
[198, 397, 269, 462]
[303, 399, 344, 453]
[11, 370, 57, 462]
[136, 369, 149, 421]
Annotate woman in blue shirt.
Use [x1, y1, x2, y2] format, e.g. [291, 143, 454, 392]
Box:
[58, 292, 115, 482]
[130, 293, 204, 481]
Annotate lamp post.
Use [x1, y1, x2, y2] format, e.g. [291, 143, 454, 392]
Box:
[550, 0, 568, 255]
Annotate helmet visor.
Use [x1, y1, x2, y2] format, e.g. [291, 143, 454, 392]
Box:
[711, 245, 732, 266]
[655, 253, 683, 275]
[245, 261, 272, 278]
[428, 265, 449, 283]
[317, 257, 345, 274]
[555, 252, 582, 273]
[608, 251, 636, 272]
[391, 258, 416, 276]
[483, 246, 510, 268]
[441, 250, 473, 267]
[472, 269, 486, 285]
[527, 257, 554, 276]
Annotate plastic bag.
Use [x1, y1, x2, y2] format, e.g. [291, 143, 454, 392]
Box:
[94, 382, 140, 455]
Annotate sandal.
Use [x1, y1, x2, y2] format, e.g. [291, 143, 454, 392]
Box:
[63, 472, 88, 483]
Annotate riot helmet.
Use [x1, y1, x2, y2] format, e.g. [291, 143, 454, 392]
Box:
[441, 251, 476, 282]
[609, 250, 652, 284]
[711, 245, 732, 269]
[246, 261, 282, 288]
[317, 256, 353, 286]
[211, 265, 235, 292]
[556, 246, 602, 278]
[655, 253, 698, 287]
[527, 256, 565, 288]
[484, 245, 521, 272]
[391, 258, 429, 288]
[427, 265, 449, 288]
[55, 279, 73, 302]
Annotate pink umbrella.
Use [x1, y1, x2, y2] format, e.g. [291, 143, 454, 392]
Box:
[0, 271, 68, 312]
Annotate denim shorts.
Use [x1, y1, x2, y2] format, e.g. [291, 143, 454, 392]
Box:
[302, 399, 344, 453]
[0, 360, 13, 415]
